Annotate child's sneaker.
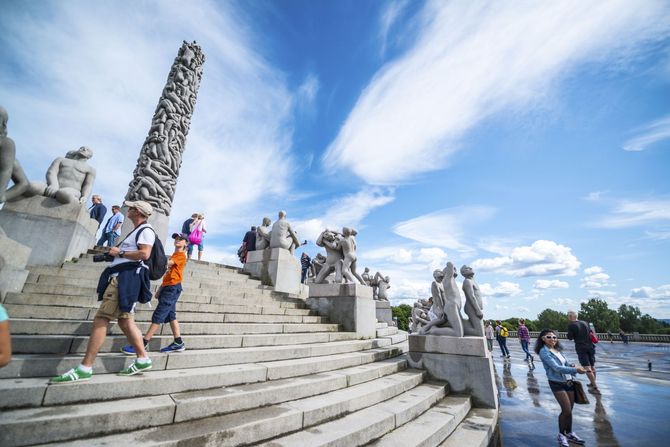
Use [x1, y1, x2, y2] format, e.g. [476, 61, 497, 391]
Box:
[557, 433, 569, 447]
[160, 341, 186, 353]
[118, 360, 152, 376]
[566, 432, 585, 445]
[50, 366, 92, 384]
[121, 345, 136, 355]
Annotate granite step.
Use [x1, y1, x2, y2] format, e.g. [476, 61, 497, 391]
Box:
[0, 353, 407, 410]
[19, 370, 433, 447]
[24, 272, 263, 289]
[11, 331, 355, 355]
[438, 408, 499, 447]
[376, 326, 398, 337]
[376, 322, 388, 329]
[0, 339, 394, 379]
[21, 282, 274, 298]
[366, 396, 471, 446]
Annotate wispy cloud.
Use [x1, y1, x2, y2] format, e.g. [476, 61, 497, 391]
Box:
[583, 191, 605, 202]
[594, 199, 670, 228]
[534, 279, 570, 290]
[472, 240, 581, 277]
[324, 1, 670, 184]
[393, 206, 496, 253]
[622, 114, 670, 151]
[480, 282, 522, 298]
[378, 0, 409, 58]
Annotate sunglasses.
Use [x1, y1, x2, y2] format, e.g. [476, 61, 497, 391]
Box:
[543, 335, 558, 340]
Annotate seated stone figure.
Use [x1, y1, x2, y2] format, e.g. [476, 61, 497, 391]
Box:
[0, 106, 30, 203]
[420, 262, 464, 337]
[269, 211, 300, 254]
[21, 146, 96, 204]
[255, 217, 272, 250]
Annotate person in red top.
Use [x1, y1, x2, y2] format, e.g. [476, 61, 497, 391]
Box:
[122, 233, 188, 354]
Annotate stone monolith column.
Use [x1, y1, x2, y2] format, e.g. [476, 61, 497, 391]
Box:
[121, 41, 205, 240]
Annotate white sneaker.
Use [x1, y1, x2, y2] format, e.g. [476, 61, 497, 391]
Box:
[566, 432, 585, 445]
[557, 433, 569, 447]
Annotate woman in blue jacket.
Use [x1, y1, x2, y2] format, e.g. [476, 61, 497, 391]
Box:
[535, 329, 587, 447]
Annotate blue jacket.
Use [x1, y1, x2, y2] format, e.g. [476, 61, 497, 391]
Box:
[539, 346, 578, 383]
[90, 203, 107, 226]
[97, 262, 152, 312]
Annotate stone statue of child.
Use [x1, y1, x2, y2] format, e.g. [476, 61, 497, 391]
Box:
[461, 265, 484, 336]
[373, 272, 391, 301]
[0, 106, 30, 203]
[339, 227, 366, 285]
[361, 267, 371, 286]
[255, 217, 272, 250]
[269, 210, 301, 254]
[314, 229, 343, 284]
[23, 146, 96, 204]
[310, 252, 327, 279]
[420, 262, 464, 337]
[410, 302, 431, 332]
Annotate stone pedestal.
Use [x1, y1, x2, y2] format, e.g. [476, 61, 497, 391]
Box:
[375, 300, 393, 325]
[306, 283, 376, 338]
[408, 334, 498, 409]
[0, 232, 31, 302]
[243, 248, 302, 295]
[0, 196, 99, 266]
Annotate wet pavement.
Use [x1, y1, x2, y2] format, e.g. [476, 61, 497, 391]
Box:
[493, 340, 670, 446]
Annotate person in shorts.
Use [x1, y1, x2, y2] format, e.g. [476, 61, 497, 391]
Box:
[123, 232, 188, 354]
[567, 310, 599, 393]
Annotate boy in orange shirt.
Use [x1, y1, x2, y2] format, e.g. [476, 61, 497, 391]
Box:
[122, 232, 188, 354]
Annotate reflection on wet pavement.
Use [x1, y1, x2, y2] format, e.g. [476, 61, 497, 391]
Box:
[494, 341, 670, 446]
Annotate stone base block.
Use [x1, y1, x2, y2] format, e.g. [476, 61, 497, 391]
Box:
[375, 300, 393, 325]
[408, 334, 498, 409]
[306, 283, 375, 338]
[0, 232, 31, 302]
[243, 248, 302, 295]
[0, 196, 99, 266]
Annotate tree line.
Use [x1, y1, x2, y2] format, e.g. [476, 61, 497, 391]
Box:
[392, 298, 670, 334]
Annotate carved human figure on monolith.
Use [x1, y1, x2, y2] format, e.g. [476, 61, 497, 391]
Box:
[21, 146, 96, 204]
[420, 262, 464, 336]
[269, 211, 301, 254]
[461, 265, 484, 336]
[255, 217, 272, 250]
[374, 272, 391, 301]
[340, 227, 366, 284]
[314, 229, 343, 283]
[0, 106, 30, 204]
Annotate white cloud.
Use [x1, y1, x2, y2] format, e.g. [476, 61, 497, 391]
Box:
[472, 240, 581, 277]
[581, 265, 614, 289]
[594, 199, 670, 229]
[630, 285, 670, 299]
[297, 73, 320, 108]
[293, 187, 395, 242]
[584, 191, 605, 201]
[480, 281, 522, 298]
[323, 1, 670, 184]
[379, 0, 409, 58]
[622, 114, 670, 151]
[534, 279, 570, 290]
[0, 1, 298, 238]
[393, 206, 496, 252]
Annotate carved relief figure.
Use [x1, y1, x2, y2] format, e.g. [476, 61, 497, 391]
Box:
[0, 106, 30, 203]
[269, 211, 301, 254]
[461, 265, 484, 336]
[314, 229, 343, 284]
[420, 262, 464, 337]
[255, 217, 272, 250]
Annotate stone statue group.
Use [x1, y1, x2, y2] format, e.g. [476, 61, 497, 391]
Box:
[410, 262, 484, 337]
[1, 106, 96, 207]
[253, 211, 304, 253]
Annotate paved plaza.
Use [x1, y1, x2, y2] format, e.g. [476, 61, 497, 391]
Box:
[493, 339, 670, 446]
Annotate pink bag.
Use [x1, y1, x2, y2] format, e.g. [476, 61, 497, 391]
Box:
[189, 221, 203, 245]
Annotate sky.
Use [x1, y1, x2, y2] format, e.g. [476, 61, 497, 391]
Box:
[1, 0, 669, 320]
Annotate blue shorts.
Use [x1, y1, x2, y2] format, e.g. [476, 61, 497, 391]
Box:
[151, 284, 182, 324]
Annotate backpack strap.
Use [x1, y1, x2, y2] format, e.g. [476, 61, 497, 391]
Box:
[134, 224, 155, 245]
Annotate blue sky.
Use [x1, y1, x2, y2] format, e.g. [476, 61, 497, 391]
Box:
[1, 0, 669, 319]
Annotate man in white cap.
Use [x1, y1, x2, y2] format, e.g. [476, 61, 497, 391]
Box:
[51, 200, 156, 382]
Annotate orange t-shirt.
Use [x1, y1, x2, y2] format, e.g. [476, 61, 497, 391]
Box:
[162, 251, 187, 286]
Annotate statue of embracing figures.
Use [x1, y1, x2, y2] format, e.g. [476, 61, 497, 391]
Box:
[419, 262, 464, 337]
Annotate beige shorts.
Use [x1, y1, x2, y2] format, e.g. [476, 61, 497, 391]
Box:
[95, 277, 133, 321]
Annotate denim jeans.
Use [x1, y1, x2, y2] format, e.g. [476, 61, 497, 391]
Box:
[97, 232, 119, 247]
[498, 337, 510, 356]
[520, 339, 533, 360]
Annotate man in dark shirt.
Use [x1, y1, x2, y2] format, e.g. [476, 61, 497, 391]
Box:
[567, 310, 599, 393]
[300, 252, 312, 284]
[243, 226, 257, 252]
[89, 195, 107, 228]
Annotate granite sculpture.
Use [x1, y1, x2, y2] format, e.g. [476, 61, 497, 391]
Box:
[361, 267, 372, 286]
[461, 264, 484, 336]
[125, 41, 205, 215]
[339, 227, 366, 285]
[420, 262, 464, 337]
[410, 301, 431, 333]
[269, 211, 301, 254]
[310, 253, 327, 279]
[0, 106, 30, 204]
[20, 146, 96, 204]
[255, 217, 272, 250]
[314, 229, 343, 283]
[374, 272, 391, 301]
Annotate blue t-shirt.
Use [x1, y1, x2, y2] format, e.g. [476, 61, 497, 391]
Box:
[104, 212, 125, 235]
[0, 304, 8, 322]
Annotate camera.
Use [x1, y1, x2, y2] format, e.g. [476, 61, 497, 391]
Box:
[92, 253, 114, 263]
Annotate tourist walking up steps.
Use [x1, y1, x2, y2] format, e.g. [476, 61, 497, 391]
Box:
[0, 303, 11, 368]
[50, 201, 155, 383]
[567, 310, 600, 394]
[518, 318, 534, 362]
[485, 321, 494, 352]
[496, 320, 510, 358]
[123, 232, 188, 354]
[97, 204, 124, 247]
[536, 329, 587, 447]
[188, 213, 206, 260]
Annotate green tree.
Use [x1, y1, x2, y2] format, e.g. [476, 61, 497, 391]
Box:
[617, 305, 642, 332]
[536, 309, 569, 331]
[579, 298, 619, 332]
[392, 304, 412, 331]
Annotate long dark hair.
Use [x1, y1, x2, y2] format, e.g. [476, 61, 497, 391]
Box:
[534, 328, 563, 354]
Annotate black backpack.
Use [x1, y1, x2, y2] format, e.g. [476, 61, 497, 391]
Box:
[134, 225, 168, 280]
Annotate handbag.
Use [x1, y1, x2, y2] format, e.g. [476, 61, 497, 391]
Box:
[590, 331, 599, 344]
[188, 221, 203, 245]
[570, 379, 589, 405]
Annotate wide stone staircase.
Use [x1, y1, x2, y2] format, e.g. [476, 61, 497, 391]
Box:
[0, 254, 497, 446]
